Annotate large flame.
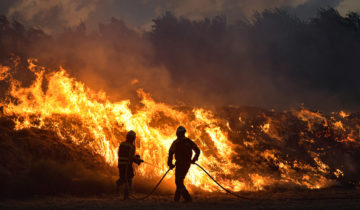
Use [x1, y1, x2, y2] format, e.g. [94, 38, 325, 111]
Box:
[0, 59, 357, 192]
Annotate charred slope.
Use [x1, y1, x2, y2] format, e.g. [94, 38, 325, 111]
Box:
[218, 106, 360, 187]
[0, 117, 117, 197]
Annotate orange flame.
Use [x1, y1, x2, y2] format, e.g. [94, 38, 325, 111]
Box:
[1, 59, 247, 192]
[0, 59, 350, 192]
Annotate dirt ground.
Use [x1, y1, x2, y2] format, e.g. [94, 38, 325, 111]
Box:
[1, 187, 360, 210]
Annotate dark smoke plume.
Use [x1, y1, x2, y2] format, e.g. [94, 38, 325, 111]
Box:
[148, 9, 360, 111]
[1, 8, 360, 111]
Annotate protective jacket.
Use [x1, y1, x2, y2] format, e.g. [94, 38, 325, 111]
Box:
[168, 137, 200, 165]
[167, 136, 200, 202]
[118, 141, 136, 165]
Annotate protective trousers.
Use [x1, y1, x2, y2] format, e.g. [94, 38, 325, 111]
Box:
[116, 164, 134, 199]
[174, 162, 192, 202]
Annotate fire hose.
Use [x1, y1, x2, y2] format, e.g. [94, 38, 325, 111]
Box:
[194, 163, 252, 200]
[130, 168, 172, 200]
[129, 163, 252, 200]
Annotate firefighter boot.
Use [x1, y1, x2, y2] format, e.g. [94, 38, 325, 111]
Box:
[123, 189, 129, 200]
[115, 179, 122, 194]
[174, 189, 181, 202]
[182, 189, 192, 203]
[123, 183, 130, 200]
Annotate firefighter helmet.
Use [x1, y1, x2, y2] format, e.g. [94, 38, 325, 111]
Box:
[126, 130, 136, 141]
[176, 126, 186, 135]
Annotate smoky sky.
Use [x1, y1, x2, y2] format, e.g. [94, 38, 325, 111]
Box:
[0, 1, 360, 112]
[1, 0, 359, 33]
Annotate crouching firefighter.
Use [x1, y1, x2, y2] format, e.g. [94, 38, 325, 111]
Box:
[168, 126, 200, 202]
[116, 130, 143, 200]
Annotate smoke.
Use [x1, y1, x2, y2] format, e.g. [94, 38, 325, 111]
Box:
[287, 0, 343, 19]
[148, 0, 307, 22]
[338, 0, 360, 14]
[3, 0, 355, 33]
[147, 9, 360, 111]
[1, 2, 360, 111]
[6, 0, 98, 33]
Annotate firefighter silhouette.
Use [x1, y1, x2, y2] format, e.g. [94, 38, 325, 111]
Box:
[168, 126, 201, 202]
[116, 130, 143, 199]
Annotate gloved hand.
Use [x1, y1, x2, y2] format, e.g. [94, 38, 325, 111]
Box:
[135, 159, 144, 165]
[191, 159, 198, 164]
[134, 155, 143, 165]
[168, 163, 175, 169]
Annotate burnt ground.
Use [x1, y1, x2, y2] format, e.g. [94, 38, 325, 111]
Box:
[1, 187, 360, 210]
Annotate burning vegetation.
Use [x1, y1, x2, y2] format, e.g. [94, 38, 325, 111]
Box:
[0, 60, 360, 197]
[1, 7, 360, 198]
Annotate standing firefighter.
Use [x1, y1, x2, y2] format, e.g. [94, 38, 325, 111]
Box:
[116, 130, 143, 200]
[168, 126, 200, 202]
